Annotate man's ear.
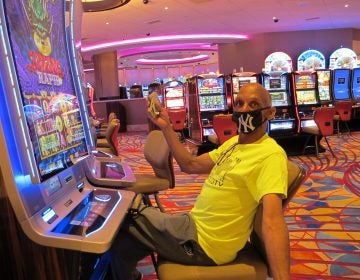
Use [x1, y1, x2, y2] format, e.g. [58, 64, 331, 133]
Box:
[267, 106, 276, 120]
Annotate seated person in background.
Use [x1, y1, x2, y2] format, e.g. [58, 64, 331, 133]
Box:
[110, 83, 290, 280]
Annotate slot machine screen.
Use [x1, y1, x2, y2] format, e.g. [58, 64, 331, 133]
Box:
[270, 91, 289, 106]
[232, 76, 257, 93]
[270, 78, 281, 89]
[165, 87, 184, 98]
[199, 95, 227, 111]
[166, 99, 185, 108]
[263, 75, 287, 91]
[296, 90, 318, 105]
[317, 70, 332, 101]
[295, 74, 316, 89]
[333, 69, 350, 100]
[100, 162, 125, 180]
[4, 0, 88, 181]
[351, 69, 360, 99]
[198, 78, 224, 95]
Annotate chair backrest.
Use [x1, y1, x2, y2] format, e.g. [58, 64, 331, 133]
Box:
[108, 112, 117, 123]
[313, 107, 336, 136]
[212, 114, 238, 144]
[334, 101, 352, 121]
[168, 109, 187, 131]
[105, 118, 120, 155]
[144, 130, 175, 188]
[250, 161, 307, 269]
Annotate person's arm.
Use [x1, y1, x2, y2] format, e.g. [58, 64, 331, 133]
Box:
[261, 193, 290, 280]
[147, 103, 214, 174]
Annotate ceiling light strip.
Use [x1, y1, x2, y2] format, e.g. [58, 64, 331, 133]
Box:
[82, 34, 247, 52]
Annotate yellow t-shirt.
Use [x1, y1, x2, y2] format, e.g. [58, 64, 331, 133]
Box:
[190, 134, 288, 265]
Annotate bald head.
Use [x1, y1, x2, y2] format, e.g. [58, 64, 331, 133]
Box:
[238, 83, 272, 107]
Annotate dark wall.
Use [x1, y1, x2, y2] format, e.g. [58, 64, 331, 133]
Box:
[218, 28, 357, 75]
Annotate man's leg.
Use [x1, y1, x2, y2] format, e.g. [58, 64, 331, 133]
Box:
[109, 207, 215, 279]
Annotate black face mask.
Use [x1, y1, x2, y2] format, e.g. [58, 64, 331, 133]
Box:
[232, 107, 270, 134]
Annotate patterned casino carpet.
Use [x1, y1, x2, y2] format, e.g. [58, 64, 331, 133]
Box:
[115, 131, 360, 280]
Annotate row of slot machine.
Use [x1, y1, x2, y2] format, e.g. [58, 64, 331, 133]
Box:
[182, 48, 360, 144]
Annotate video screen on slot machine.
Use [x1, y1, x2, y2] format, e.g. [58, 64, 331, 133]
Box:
[4, 0, 88, 181]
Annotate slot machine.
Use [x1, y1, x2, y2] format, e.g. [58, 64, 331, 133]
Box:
[164, 80, 186, 110]
[332, 69, 352, 101]
[291, 71, 320, 130]
[260, 71, 296, 136]
[187, 74, 228, 143]
[350, 68, 360, 102]
[297, 49, 333, 106]
[261, 52, 296, 136]
[0, 0, 135, 268]
[228, 72, 259, 109]
[316, 69, 333, 106]
[329, 47, 357, 102]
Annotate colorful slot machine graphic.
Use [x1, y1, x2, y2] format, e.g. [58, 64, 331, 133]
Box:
[316, 69, 333, 105]
[164, 80, 186, 110]
[297, 49, 333, 105]
[0, 0, 134, 264]
[291, 71, 320, 129]
[187, 74, 227, 143]
[261, 52, 296, 136]
[330, 48, 358, 101]
[297, 49, 326, 71]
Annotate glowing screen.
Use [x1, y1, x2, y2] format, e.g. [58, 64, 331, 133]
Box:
[333, 69, 350, 100]
[4, 0, 88, 181]
[316, 70, 332, 101]
[352, 68, 360, 99]
[197, 78, 224, 95]
[296, 90, 318, 105]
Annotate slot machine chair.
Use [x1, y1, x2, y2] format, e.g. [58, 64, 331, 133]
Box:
[156, 161, 307, 280]
[96, 118, 120, 156]
[208, 114, 238, 146]
[168, 109, 187, 142]
[97, 112, 117, 139]
[302, 107, 336, 157]
[333, 101, 352, 136]
[128, 130, 175, 212]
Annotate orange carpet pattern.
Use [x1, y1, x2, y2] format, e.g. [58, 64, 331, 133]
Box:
[116, 131, 360, 279]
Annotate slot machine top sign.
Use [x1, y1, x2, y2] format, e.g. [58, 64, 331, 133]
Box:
[329, 48, 358, 69]
[264, 52, 293, 73]
[297, 50, 326, 71]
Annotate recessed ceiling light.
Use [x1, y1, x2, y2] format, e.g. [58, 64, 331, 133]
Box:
[344, 4, 349, 8]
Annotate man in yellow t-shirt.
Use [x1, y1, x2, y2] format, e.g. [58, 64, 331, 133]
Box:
[110, 83, 290, 280]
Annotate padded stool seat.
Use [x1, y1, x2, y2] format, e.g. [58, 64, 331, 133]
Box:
[157, 243, 267, 280]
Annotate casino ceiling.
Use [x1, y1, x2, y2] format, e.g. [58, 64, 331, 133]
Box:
[80, 0, 360, 69]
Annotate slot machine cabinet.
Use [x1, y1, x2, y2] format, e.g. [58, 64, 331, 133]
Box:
[164, 80, 186, 110]
[350, 68, 360, 128]
[229, 72, 259, 109]
[262, 51, 296, 137]
[291, 71, 321, 130]
[260, 71, 296, 136]
[332, 69, 352, 101]
[187, 74, 228, 144]
[316, 69, 333, 106]
[351, 68, 360, 102]
[0, 1, 135, 278]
